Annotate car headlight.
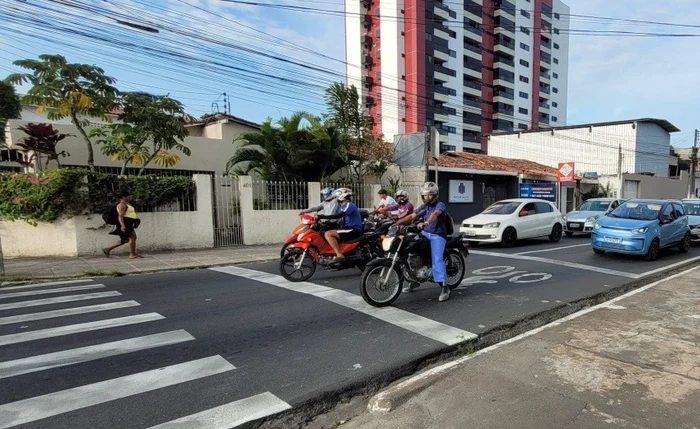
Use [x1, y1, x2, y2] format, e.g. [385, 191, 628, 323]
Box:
[382, 237, 395, 252]
[562, 215, 567, 221]
[631, 227, 648, 234]
[594, 223, 602, 229]
[586, 216, 599, 223]
[484, 222, 500, 228]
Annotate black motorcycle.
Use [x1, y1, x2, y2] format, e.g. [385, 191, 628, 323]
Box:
[359, 224, 468, 307]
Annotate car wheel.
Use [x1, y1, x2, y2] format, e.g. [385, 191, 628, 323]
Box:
[679, 232, 691, 253]
[549, 224, 563, 242]
[501, 227, 517, 248]
[645, 238, 660, 261]
[593, 248, 605, 255]
[564, 231, 574, 237]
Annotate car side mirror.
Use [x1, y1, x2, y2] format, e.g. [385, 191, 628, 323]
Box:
[519, 210, 529, 217]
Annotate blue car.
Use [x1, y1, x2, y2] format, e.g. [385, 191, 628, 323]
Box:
[592, 199, 691, 261]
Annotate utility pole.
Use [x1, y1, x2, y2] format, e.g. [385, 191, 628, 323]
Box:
[689, 129, 699, 198]
[424, 127, 430, 182]
[617, 144, 623, 198]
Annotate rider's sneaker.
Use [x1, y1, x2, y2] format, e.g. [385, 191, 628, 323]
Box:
[402, 283, 420, 293]
[438, 285, 450, 302]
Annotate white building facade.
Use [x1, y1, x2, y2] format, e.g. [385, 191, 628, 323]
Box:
[345, 0, 571, 153]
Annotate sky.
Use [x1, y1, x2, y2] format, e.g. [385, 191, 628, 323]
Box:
[0, 0, 697, 148]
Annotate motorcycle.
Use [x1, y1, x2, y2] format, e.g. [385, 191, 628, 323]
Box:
[359, 224, 468, 307]
[279, 211, 388, 282]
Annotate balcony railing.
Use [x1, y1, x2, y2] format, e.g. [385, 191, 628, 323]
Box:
[464, 59, 482, 72]
[495, 0, 516, 15]
[464, 0, 482, 16]
[434, 1, 457, 18]
[434, 106, 457, 116]
[463, 97, 481, 107]
[539, 101, 550, 109]
[494, 36, 515, 50]
[541, 39, 551, 49]
[540, 86, 551, 94]
[463, 133, 480, 143]
[434, 64, 457, 77]
[463, 79, 481, 90]
[494, 89, 514, 100]
[494, 56, 515, 67]
[540, 71, 551, 79]
[464, 42, 482, 55]
[435, 22, 456, 38]
[437, 124, 456, 134]
[434, 85, 457, 96]
[440, 144, 457, 152]
[464, 24, 483, 36]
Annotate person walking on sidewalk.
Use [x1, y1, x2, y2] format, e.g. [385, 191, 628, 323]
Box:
[103, 190, 142, 259]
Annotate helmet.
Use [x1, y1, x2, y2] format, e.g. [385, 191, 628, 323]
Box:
[395, 189, 409, 203]
[321, 186, 335, 199]
[336, 188, 353, 202]
[420, 182, 439, 205]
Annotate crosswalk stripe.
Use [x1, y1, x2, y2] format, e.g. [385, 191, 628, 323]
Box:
[0, 301, 141, 326]
[0, 284, 106, 299]
[0, 330, 196, 379]
[0, 355, 236, 429]
[147, 392, 291, 429]
[0, 313, 165, 346]
[0, 279, 94, 291]
[211, 266, 478, 346]
[0, 291, 122, 311]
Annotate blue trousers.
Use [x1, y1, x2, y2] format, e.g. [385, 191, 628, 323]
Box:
[422, 231, 447, 283]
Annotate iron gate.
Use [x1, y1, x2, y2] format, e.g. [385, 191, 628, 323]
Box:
[212, 176, 243, 247]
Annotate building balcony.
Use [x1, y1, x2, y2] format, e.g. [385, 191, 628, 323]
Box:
[463, 96, 481, 108]
[540, 71, 551, 81]
[539, 101, 550, 110]
[495, 0, 516, 16]
[464, 42, 482, 56]
[363, 76, 375, 87]
[440, 144, 457, 152]
[362, 35, 372, 47]
[540, 86, 551, 95]
[434, 1, 455, 20]
[434, 64, 457, 77]
[435, 85, 456, 96]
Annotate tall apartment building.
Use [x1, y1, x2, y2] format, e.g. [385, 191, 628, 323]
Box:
[345, 0, 570, 153]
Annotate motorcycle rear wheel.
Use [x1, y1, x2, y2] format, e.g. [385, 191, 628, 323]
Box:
[360, 264, 403, 307]
[279, 249, 317, 282]
[445, 250, 466, 290]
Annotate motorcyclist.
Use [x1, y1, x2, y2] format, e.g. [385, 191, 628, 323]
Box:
[300, 187, 339, 216]
[315, 188, 364, 262]
[396, 182, 450, 302]
[378, 189, 414, 220]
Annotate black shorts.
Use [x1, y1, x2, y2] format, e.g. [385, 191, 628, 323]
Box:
[337, 229, 363, 242]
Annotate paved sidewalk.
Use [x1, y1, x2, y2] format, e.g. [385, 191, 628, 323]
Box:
[334, 266, 700, 429]
[1, 245, 279, 280]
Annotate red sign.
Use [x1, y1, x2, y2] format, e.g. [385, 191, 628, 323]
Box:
[557, 162, 575, 182]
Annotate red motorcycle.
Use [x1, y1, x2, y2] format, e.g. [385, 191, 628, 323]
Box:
[279, 213, 385, 282]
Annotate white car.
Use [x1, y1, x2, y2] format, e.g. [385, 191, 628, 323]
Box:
[682, 198, 700, 243]
[460, 198, 565, 248]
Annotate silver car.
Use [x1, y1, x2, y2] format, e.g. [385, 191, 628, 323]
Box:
[564, 198, 624, 236]
[682, 199, 700, 243]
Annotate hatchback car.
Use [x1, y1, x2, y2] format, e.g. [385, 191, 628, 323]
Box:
[682, 198, 700, 243]
[564, 198, 624, 236]
[592, 199, 691, 261]
[460, 198, 564, 248]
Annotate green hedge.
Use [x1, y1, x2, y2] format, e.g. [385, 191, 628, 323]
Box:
[0, 169, 196, 224]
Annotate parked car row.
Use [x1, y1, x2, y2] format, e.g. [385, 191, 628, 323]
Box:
[460, 197, 700, 262]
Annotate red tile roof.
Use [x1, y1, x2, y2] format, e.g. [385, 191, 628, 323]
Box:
[428, 151, 569, 178]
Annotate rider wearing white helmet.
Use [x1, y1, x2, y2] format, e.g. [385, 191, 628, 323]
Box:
[396, 182, 450, 302]
[316, 188, 364, 262]
[300, 186, 339, 216]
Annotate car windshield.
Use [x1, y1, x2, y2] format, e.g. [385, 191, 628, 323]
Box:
[577, 200, 610, 212]
[610, 202, 662, 221]
[683, 202, 700, 216]
[482, 202, 521, 215]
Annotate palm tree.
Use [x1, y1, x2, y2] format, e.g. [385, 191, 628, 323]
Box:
[5, 55, 119, 171]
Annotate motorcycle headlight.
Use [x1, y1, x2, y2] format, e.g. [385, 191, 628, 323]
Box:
[382, 237, 395, 252]
[586, 216, 599, 223]
[484, 222, 500, 228]
[631, 227, 648, 234]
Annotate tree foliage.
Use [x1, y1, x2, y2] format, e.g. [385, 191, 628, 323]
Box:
[5, 54, 119, 171]
[0, 81, 22, 145]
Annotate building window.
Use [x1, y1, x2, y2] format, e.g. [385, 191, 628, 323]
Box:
[552, 116, 558, 122]
[519, 107, 528, 114]
[519, 75, 529, 83]
[427, 119, 433, 126]
[520, 42, 530, 51]
[449, 50, 457, 58]
[519, 91, 529, 99]
[426, 33, 432, 41]
[427, 55, 433, 63]
[554, 28, 560, 34]
[519, 59, 529, 67]
[554, 13, 560, 19]
[521, 26, 530, 35]
[553, 72, 558, 79]
[521, 10, 530, 18]
[553, 42, 560, 50]
[553, 58, 559, 64]
[553, 87, 559, 93]
[552, 101, 558, 107]
[518, 123, 528, 130]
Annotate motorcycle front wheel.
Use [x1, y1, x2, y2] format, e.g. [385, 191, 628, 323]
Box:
[360, 263, 403, 307]
[279, 249, 317, 282]
[445, 250, 466, 290]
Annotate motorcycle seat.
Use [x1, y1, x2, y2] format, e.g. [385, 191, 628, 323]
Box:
[445, 233, 465, 247]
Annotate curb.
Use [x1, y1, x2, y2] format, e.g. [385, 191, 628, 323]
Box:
[364, 259, 700, 414]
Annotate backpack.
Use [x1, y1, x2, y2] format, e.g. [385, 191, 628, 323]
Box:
[102, 204, 119, 225]
[444, 211, 455, 235]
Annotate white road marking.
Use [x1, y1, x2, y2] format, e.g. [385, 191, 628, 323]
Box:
[147, 392, 291, 429]
[0, 291, 122, 310]
[603, 305, 627, 310]
[515, 243, 590, 255]
[0, 301, 141, 326]
[0, 355, 235, 429]
[636, 256, 700, 278]
[211, 266, 477, 345]
[0, 279, 94, 291]
[368, 265, 700, 413]
[0, 330, 196, 379]
[0, 284, 106, 299]
[469, 250, 639, 278]
[0, 313, 164, 346]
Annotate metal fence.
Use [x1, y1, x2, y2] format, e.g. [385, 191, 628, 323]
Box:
[86, 176, 197, 213]
[65, 165, 215, 178]
[252, 180, 309, 211]
[321, 182, 378, 209]
[212, 175, 243, 246]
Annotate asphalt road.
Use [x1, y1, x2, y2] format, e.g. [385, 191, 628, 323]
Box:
[1, 236, 699, 429]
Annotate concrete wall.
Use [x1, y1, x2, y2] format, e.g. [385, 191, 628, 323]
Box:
[0, 175, 214, 257]
[597, 173, 687, 200]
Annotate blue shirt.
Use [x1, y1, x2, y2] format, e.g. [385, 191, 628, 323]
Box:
[341, 202, 363, 231]
[416, 201, 447, 237]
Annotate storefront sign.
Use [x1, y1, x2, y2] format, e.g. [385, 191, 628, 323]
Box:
[448, 180, 474, 203]
[520, 183, 557, 202]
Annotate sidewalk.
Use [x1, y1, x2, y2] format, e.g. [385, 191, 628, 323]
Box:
[1, 245, 279, 280]
[334, 266, 700, 429]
